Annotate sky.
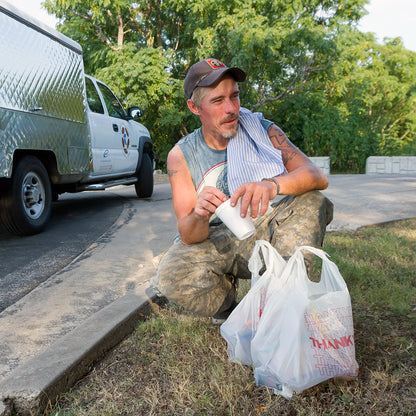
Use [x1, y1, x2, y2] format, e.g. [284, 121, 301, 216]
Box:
[358, 0, 416, 52]
[8, 0, 416, 53]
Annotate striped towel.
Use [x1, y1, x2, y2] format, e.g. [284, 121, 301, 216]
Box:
[227, 107, 286, 194]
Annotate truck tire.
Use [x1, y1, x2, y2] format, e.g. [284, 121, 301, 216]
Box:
[0, 156, 52, 236]
[135, 153, 154, 198]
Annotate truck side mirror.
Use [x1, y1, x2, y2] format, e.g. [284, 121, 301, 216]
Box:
[127, 107, 144, 119]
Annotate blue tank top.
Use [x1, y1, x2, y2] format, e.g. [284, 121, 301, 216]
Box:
[178, 118, 273, 197]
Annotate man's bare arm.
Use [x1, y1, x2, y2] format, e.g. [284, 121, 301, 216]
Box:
[267, 124, 329, 195]
[167, 145, 227, 244]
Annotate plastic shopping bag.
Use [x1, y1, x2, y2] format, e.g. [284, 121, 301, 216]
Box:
[220, 241, 286, 365]
[251, 245, 359, 398]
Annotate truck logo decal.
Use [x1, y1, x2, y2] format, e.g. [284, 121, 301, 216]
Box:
[122, 127, 130, 156]
[103, 149, 110, 158]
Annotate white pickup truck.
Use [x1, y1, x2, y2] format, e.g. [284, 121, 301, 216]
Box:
[0, 1, 154, 236]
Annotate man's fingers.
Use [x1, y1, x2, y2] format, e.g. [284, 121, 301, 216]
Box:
[259, 192, 270, 216]
[245, 187, 269, 219]
[195, 186, 229, 217]
[201, 186, 228, 204]
[231, 182, 272, 218]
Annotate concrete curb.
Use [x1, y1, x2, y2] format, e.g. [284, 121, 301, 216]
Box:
[0, 292, 164, 416]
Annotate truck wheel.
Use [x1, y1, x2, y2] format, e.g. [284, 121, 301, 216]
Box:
[0, 156, 52, 236]
[135, 153, 154, 198]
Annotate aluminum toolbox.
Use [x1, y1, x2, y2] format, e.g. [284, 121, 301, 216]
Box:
[0, 0, 90, 178]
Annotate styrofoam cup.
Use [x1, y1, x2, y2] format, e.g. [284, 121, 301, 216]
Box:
[215, 199, 256, 240]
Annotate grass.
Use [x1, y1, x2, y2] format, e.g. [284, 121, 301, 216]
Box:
[50, 219, 416, 416]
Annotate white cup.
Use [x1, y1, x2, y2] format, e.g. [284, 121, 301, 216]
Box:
[215, 199, 256, 240]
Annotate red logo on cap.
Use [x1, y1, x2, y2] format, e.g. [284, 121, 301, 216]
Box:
[206, 59, 226, 69]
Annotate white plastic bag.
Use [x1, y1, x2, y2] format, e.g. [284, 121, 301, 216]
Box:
[251, 245, 359, 398]
[220, 240, 286, 365]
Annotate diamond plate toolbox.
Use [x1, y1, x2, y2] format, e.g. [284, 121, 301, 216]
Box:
[0, 0, 90, 177]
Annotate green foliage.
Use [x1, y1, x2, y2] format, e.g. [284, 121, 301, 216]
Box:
[271, 93, 376, 173]
[330, 30, 416, 163]
[92, 47, 193, 169]
[42, 0, 416, 171]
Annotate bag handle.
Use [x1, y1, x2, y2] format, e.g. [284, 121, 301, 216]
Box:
[293, 245, 347, 292]
[248, 240, 286, 287]
[275, 245, 347, 294]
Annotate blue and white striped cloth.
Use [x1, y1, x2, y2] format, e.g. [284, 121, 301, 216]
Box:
[227, 107, 286, 195]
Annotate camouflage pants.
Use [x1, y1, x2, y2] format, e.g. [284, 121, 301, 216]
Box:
[152, 191, 333, 317]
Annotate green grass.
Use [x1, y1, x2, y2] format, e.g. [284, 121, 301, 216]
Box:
[50, 219, 416, 416]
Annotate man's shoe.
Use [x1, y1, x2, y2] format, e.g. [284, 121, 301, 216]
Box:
[212, 301, 238, 325]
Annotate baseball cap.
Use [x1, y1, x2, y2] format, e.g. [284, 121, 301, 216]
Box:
[184, 58, 246, 99]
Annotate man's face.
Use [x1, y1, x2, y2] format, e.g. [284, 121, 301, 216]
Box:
[196, 76, 240, 143]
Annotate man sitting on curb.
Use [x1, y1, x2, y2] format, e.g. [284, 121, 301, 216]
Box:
[152, 58, 333, 323]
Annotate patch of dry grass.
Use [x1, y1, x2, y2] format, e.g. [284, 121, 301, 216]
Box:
[51, 219, 416, 416]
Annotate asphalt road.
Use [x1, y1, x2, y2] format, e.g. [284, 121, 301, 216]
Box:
[0, 191, 124, 312]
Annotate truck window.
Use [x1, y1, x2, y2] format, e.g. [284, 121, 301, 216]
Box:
[97, 82, 126, 119]
[85, 78, 104, 114]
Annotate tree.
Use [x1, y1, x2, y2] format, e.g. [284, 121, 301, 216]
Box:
[42, 0, 415, 172]
[326, 30, 416, 169]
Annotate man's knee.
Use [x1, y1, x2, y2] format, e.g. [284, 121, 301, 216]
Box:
[269, 191, 333, 257]
[152, 242, 233, 316]
[306, 190, 333, 225]
[153, 246, 190, 299]
[286, 190, 333, 227]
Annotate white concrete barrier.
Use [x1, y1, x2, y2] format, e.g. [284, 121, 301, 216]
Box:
[309, 156, 330, 176]
[366, 156, 416, 175]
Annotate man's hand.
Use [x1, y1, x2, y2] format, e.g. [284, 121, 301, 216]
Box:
[176, 186, 228, 245]
[230, 181, 277, 219]
[194, 186, 229, 219]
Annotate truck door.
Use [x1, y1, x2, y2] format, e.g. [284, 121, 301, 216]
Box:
[85, 77, 139, 177]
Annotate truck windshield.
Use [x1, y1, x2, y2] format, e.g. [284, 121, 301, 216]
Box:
[97, 82, 126, 119]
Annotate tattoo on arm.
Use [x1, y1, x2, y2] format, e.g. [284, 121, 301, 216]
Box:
[268, 125, 287, 146]
[268, 124, 299, 165]
[167, 169, 178, 177]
